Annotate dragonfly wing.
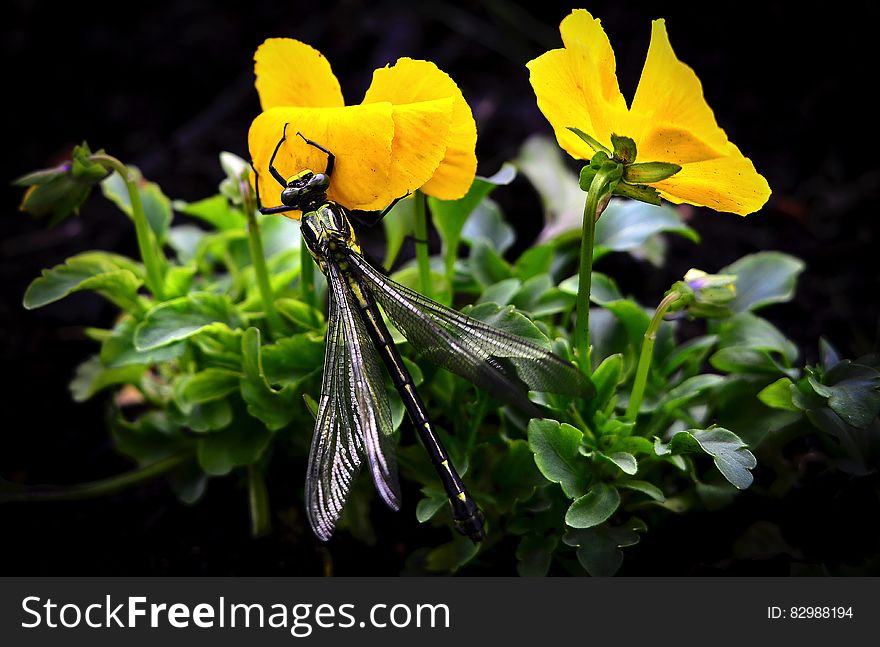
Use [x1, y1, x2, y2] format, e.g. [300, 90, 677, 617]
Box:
[305, 282, 360, 541]
[306, 262, 401, 541]
[349, 254, 595, 413]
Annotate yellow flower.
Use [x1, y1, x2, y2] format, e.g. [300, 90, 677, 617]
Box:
[248, 39, 477, 216]
[527, 10, 770, 216]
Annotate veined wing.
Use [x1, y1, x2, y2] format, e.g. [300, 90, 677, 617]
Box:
[306, 261, 400, 541]
[348, 253, 594, 414]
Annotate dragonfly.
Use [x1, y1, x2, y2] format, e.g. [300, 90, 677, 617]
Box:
[253, 124, 594, 542]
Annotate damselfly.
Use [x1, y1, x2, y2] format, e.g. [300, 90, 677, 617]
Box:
[253, 125, 594, 542]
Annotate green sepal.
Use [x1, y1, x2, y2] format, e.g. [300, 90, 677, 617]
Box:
[567, 127, 611, 154]
[610, 134, 637, 164]
[623, 161, 682, 184]
[612, 181, 662, 205]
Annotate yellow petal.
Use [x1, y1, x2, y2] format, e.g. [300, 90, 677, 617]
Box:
[385, 97, 455, 202]
[364, 58, 477, 199]
[527, 9, 627, 159]
[248, 104, 395, 215]
[651, 143, 771, 215]
[635, 124, 729, 166]
[559, 8, 627, 132]
[254, 38, 345, 110]
[629, 20, 729, 159]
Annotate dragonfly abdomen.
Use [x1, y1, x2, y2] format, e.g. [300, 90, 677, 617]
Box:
[344, 272, 485, 542]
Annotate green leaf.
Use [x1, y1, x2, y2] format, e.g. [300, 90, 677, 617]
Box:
[656, 428, 757, 489]
[609, 436, 655, 456]
[720, 252, 805, 312]
[527, 419, 589, 498]
[516, 534, 559, 577]
[601, 299, 652, 352]
[424, 535, 480, 573]
[196, 411, 273, 475]
[185, 399, 234, 433]
[275, 298, 324, 331]
[805, 408, 879, 476]
[391, 267, 452, 307]
[660, 335, 717, 376]
[380, 196, 416, 269]
[477, 278, 522, 307]
[710, 347, 796, 377]
[618, 480, 665, 502]
[513, 245, 555, 281]
[261, 332, 325, 386]
[134, 293, 244, 351]
[416, 488, 447, 523]
[174, 194, 246, 231]
[239, 327, 297, 430]
[430, 164, 516, 277]
[758, 377, 799, 411]
[465, 302, 548, 345]
[70, 355, 144, 402]
[174, 368, 241, 408]
[559, 272, 623, 305]
[562, 518, 645, 576]
[110, 410, 192, 465]
[717, 313, 798, 363]
[469, 238, 513, 287]
[565, 483, 621, 528]
[24, 252, 144, 312]
[102, 166, 172, 241]
[190, 324, 244, 369]
[599, 451, 638, 475]
[660, 374, 726, 411]
[162, 264, 196, 299]
[810, 360, 880, 428]
[515, 135, 585, 242]
[167, 225, 207, 264]
[590, 353, 624, 411]
[594, 199, 698, 259]
[461, 198, 516, 254]
[101, 317, 186, 368]
[492, 439, 544, 511]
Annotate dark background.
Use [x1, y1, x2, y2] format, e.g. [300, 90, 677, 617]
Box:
[2, 0, 878, 575]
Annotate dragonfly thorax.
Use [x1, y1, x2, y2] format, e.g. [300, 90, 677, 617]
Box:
[300, 202, 362, 271]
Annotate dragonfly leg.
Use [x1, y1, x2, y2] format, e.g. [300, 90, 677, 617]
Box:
[297, 132, 335, 177]
[250, 161, 298, 216]
[349, 192, 412, 228]
[267, 123, 290, 187]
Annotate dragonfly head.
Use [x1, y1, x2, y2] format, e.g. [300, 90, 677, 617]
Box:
[280, 169, 330, 211]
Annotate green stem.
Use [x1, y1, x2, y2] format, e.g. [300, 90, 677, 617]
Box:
[247, 464, 272, 538]
[625, 292, 679, 421]
[91, 154, 166, 300]
[242, 179, 284, 338]
[574, 169, 615, 372]
[300, 237, 317, 310]
[412, 190, 432, 299]
[0, 453, 190, 503]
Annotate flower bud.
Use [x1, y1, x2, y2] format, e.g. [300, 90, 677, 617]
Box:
[14, 142, 109, 223]
[666, 269, 737, 318]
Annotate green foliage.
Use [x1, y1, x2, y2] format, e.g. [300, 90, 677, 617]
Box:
[14, 136, 878, 578]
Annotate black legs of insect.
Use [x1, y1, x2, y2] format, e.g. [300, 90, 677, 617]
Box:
[250, 123, 337, 217]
